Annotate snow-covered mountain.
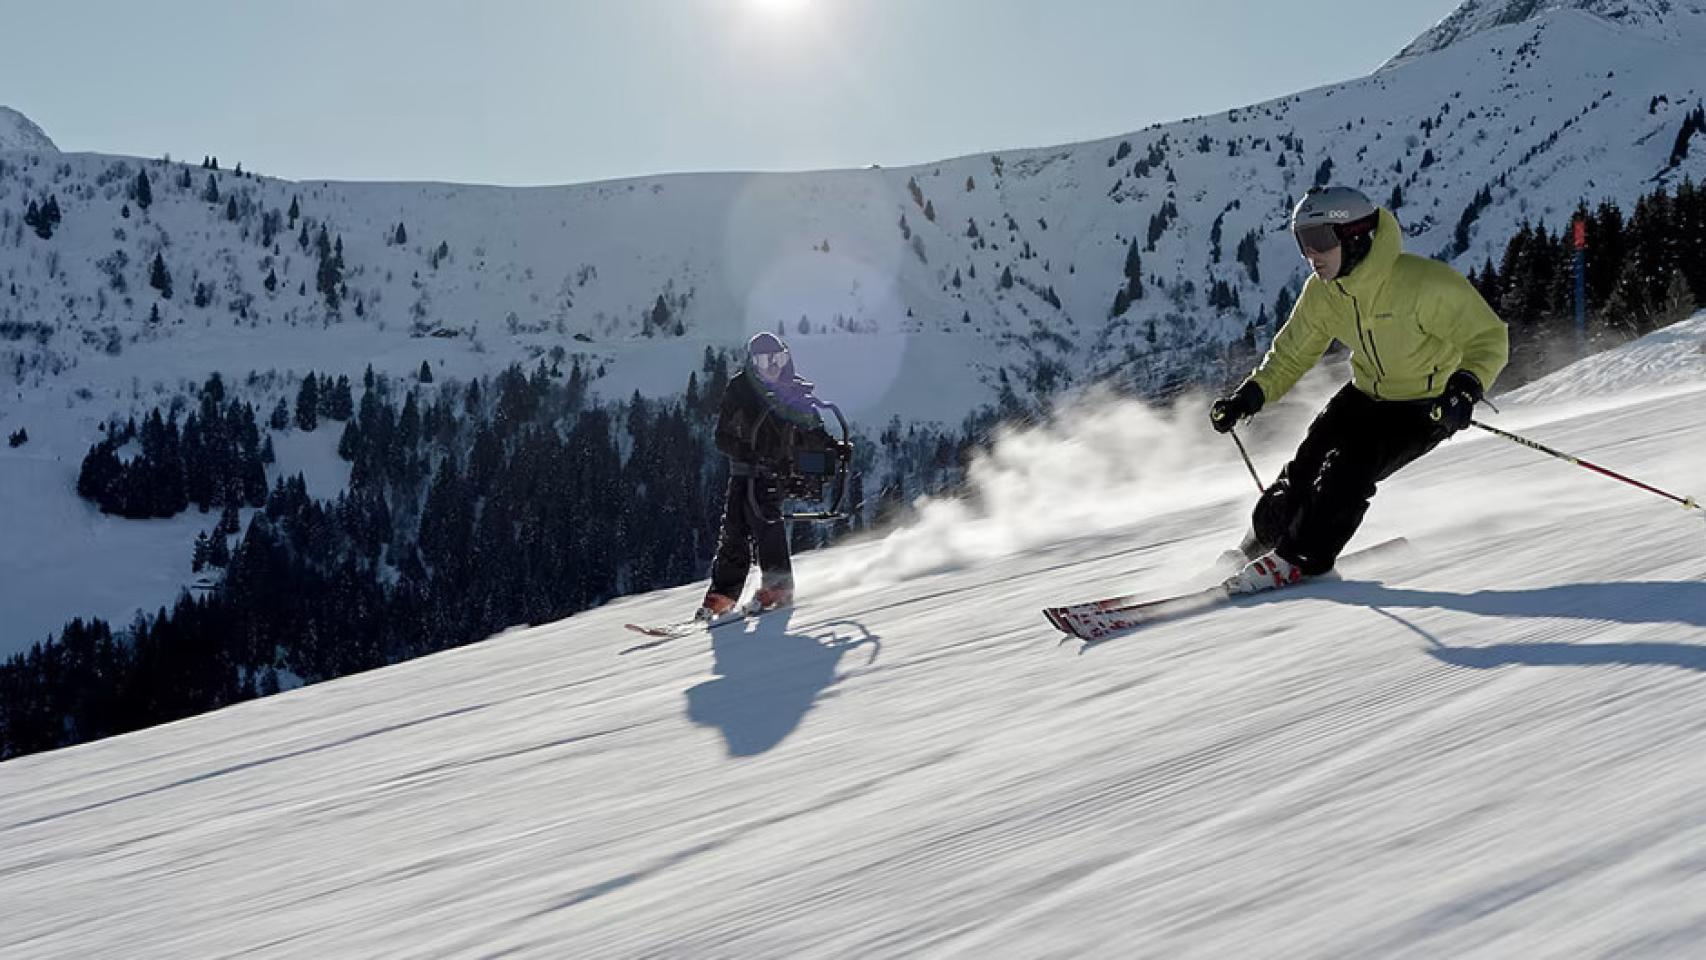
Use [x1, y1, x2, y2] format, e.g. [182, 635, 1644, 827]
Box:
[2, 0, 1703, 420]
[0, 106, 57, 152]
[1384, 0, 1706, 68]
[3, 314, 1703, 958]
[2, 0, 1705, 654]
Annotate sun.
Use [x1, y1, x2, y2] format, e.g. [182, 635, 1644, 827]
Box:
[747, 0, 810, 16]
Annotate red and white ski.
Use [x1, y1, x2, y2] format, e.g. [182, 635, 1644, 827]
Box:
[1044, 537, 1409, 642]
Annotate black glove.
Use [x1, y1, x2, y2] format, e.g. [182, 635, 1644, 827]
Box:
[1429, 370, 1483, 437]
[1209, 381, 1265, 434]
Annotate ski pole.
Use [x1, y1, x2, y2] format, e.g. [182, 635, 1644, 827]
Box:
[1227, 427, 1265, 494]
[1471, 419, 1702, 514]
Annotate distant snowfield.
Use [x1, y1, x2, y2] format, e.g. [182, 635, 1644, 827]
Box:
[3, 315, 1704, 957]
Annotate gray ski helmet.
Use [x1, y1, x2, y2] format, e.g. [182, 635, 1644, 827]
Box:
[747, 331, 787, 357]
[747, 331, 793, 379]
[1291, 186, 1380, 275]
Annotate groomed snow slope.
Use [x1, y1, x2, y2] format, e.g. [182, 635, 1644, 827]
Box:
[2, 315, 1705, 958]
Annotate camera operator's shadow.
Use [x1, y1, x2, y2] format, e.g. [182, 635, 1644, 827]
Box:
[1302, 579, 1706, 672]
[684, 608, 881, 757]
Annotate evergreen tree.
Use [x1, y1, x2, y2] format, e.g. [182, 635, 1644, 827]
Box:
[134, 169, 152, 210]
[203, 174, 220, 204]
[218, 502, 242, 537]
[1235, 231, 1261, 285]
[296, 374, 320, 432]
[394, 222, 408, 245]
[648, 295, 670, 335]
[1669, 104, 1706, 167]
[193, 532, 211, 572]
[23, 199, 43, 238]
[418, 360, 433, 383]
[149, 252, 174, 299]
[325, 376, 355, 421]
[269, 397, 289, 430]
[316, 237, 344, 310]
[208, 533, 231, 568]
[1124, 238, 1144, 299]
[1660, 269, 1697, 325]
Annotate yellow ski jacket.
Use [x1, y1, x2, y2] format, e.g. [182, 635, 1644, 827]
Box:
[1249, 207, 1509, 403]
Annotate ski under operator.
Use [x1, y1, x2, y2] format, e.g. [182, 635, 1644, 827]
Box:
[1209, 185, 1510, 593]
[698, 333, 850, 621]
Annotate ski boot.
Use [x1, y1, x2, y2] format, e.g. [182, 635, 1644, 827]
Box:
[696, 592, 738, 622]
[1222, 550, 1306, 595]
[1213, 528, 1269, 576]
[751, 585, 794, 612]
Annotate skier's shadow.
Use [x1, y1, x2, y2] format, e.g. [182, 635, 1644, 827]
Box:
[684, 608, 881, 757]
[1309, 579, 1706, 672]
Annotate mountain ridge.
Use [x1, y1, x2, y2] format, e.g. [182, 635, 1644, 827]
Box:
[0, 105, 57, 152]
[1384, 0, 1706, 68]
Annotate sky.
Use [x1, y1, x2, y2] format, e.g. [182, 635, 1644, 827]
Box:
[0, 0, 1464, 185]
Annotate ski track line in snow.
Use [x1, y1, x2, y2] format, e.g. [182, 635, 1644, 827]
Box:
[456, 747, 968, 958]
[0, 661, 635, 832]
[935, 645, 1552, 956]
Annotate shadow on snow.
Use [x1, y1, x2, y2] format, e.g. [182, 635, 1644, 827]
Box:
[684, 608, 881, 757]
[1308, 579, 1706, 672]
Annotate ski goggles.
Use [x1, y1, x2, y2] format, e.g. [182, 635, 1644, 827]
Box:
[1293, 223, 1342, 255]
[752, 350, 790, 376]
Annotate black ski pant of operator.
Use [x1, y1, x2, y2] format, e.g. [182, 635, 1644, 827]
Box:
[708, 472, 793, 599]
[1251, 383, 1445, 576]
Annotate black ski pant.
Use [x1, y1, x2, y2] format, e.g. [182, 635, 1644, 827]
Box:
[708, 473, 792, 599]
[1250, 383, 1444, 576]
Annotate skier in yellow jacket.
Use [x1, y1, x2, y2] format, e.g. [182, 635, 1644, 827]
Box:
[1209, 185, 1509, 593]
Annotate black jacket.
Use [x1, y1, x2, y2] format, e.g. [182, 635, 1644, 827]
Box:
[715, 369, 833, 470]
